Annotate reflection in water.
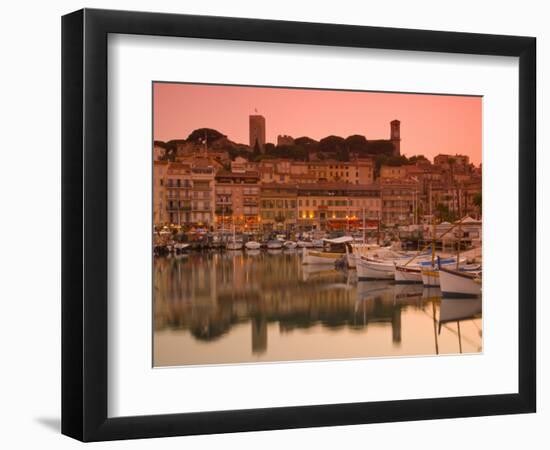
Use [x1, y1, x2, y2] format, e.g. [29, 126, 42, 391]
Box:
[154, 250, 482, 366]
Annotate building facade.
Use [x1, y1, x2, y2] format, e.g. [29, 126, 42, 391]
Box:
[215, 170, 261, 232]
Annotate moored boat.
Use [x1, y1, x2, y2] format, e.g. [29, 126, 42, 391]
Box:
[302, 248, 343, 265]
[284, 241, 297, 249]
[301, 236, 352, 265]
[226, 239, 243, 250]
[245, 241, 261, 250]
[267, 239, 283, 249]
[439, 265, 482, 298]
[394, 264, 423, 284]
[356, 257, 395, 280]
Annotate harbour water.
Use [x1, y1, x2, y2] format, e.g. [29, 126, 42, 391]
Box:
[154, 250, 482, 367]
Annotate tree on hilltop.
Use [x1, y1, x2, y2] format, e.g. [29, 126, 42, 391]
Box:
[186, 128, 226, 144]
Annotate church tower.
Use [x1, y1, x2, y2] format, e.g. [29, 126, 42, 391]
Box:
[390, 119, 401, 156]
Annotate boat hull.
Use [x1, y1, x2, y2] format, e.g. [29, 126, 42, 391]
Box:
[226, 242, 243, 250]
[302, 248, 342, 265]
[439, 268, 481, 297]
[394, 265, 422, 284]
[245, 241, 261, 250]
[356, 258, 394, 280]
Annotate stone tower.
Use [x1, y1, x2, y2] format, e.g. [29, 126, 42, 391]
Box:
[390, 119, 401, 156]
[249, 115, 266, 153]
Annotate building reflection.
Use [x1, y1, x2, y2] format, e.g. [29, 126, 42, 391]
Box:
[153, 252, 438, 350]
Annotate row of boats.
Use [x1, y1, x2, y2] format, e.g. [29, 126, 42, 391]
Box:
[301, 236, 482, 298]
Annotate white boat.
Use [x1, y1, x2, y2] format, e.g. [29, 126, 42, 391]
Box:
[173, 242, 190, 252]
[356, 257, 395, 280]
[302, 247, 343, 265]
[394, 264, 423, 284]
[226, 240, 243, 250]
[420, 259, 478, 287]
[439, 265, 482, 297]
[297, 240, 313, 248]
[395, 257, 455, 284]
[284, 241, 297, 249]
[267, 239, 283, 249]
[345, 243, 395, 269]
[245, 241, 261, 250]
[312, 239, 324, 248]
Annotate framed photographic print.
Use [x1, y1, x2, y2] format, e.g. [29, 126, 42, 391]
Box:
[62, 8, 536, 441]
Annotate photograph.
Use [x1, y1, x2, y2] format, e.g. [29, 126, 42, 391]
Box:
[152, 82, 483, 367]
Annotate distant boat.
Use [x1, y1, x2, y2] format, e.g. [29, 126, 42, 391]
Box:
[173, 242, 190, 253]
[245, 241, 261, 250]
[312, 239, 324, 248]
[226, 240, 243, 250]
[284, 241, 297, 249]
[226, 225, 243, 250]
[439, 264, 482, 298]
[267, 239, 283, 249]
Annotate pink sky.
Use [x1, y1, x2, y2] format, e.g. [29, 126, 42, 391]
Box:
[153, 83, 482, 165]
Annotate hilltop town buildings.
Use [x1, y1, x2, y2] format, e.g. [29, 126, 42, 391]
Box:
[153, 118, 481, 231]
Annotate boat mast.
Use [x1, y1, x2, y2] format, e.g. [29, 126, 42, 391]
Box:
[362, 207, 366, 242]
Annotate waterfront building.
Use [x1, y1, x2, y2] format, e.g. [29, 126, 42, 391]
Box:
[249, 114, 266, 152]
[158, 158, 216, 228]
[153, 160, 169, 226]
[296, 182, 381, 231]
[215, 170, 261, 232]
[163, 162, 193, 226]
[259, 183, 298, 231]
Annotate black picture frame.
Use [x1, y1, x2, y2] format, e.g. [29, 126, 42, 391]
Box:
[62, 8, 536, 442]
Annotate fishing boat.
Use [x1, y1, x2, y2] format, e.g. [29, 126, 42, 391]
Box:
[302, 236, 352, 265]
[356, 257, 395, 280]
[396, 257, 460, 284]
[439, 264, 482, 298]
[267, 239, 283, 249]
[245, 240, 261, 250]
[345, 243, 396, 269]
[394, 264, 423, 284]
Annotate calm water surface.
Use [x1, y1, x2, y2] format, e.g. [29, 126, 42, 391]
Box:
[154, 250, 482, 366]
